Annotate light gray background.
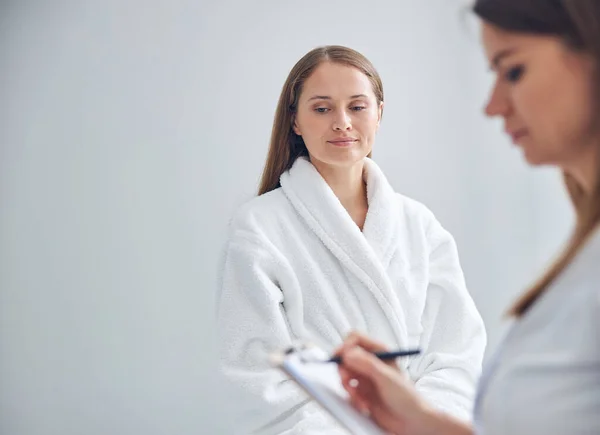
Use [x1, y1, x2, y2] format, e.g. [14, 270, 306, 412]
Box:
[1, 1, 572, 434]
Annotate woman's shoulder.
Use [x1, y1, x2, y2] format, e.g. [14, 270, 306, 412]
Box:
[394, 192, 440, 229]
[571, 228, 600, 285]
[392, 193, 459, 253]
[227, 188, 292, 234]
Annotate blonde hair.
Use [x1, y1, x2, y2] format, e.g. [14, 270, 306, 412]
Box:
[257, 45, 384, 196]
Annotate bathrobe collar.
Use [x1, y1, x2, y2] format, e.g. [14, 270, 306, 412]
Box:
[280, 156, 408, 345]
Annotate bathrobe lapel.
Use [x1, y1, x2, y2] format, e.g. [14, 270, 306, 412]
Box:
[279, 157, 409, 345]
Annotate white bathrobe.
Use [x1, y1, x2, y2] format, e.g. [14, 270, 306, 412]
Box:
[217, 157, 486, 434]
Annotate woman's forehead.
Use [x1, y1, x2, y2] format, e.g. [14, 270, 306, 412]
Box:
[300, 63, 375, 101]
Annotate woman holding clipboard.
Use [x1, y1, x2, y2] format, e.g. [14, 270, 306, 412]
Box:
[336, 0, 600, 434]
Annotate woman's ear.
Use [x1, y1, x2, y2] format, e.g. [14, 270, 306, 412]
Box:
[377, 101, 384, 127]
[292, 118, 301, 136]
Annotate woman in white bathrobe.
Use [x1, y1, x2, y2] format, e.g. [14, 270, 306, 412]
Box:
[335, 1, 600, 435]
[217, 45, 486, 434]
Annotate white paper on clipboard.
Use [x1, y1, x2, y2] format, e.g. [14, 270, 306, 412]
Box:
[270, 345, 386, 435]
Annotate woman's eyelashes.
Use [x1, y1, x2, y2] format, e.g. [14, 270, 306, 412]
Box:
[313, 104, 368, 113]
[504, 64, 525, 83]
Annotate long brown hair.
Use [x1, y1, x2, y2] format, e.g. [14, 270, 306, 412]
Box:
[257, 45, 384, 195]
[473, 0, 600, 316]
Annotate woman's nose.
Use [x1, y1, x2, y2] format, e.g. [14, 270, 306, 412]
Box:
[332, 110, 352, 131]
[484, 83, 511, 118]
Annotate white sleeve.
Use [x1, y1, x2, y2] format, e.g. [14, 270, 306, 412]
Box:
[406, 215, 487, 423]
[217, 229, 348, 435]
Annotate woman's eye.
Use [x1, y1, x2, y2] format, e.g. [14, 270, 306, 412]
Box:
[315, 107, 329, 113]
[505, 65, 525, 83]
[352, 106, 366, 111]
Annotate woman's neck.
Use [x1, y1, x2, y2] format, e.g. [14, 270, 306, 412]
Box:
[312, 159, 369, 230]
[564, 142, 600, 194]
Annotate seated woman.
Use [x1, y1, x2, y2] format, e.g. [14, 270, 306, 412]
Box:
[217, 45, 486, 434]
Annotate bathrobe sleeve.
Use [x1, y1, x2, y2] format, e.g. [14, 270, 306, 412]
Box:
[217, 228, 348, 435]
[406, 212, 487, 423]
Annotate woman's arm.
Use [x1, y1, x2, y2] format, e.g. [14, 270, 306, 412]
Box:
[407, 213, 486, 421]
[217, 229, 347, 435]
[337, 332, 474, 435]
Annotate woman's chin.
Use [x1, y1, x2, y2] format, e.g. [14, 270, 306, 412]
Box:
[522, 151, 549, 167]
[310, 151, 370, 168]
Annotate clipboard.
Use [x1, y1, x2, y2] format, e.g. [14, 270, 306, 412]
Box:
[270, 343, 386, 435]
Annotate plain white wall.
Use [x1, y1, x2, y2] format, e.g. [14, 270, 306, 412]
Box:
[0, 1, 573, 434]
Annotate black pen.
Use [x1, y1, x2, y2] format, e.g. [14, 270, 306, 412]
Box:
[325, 349, 421, 364]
